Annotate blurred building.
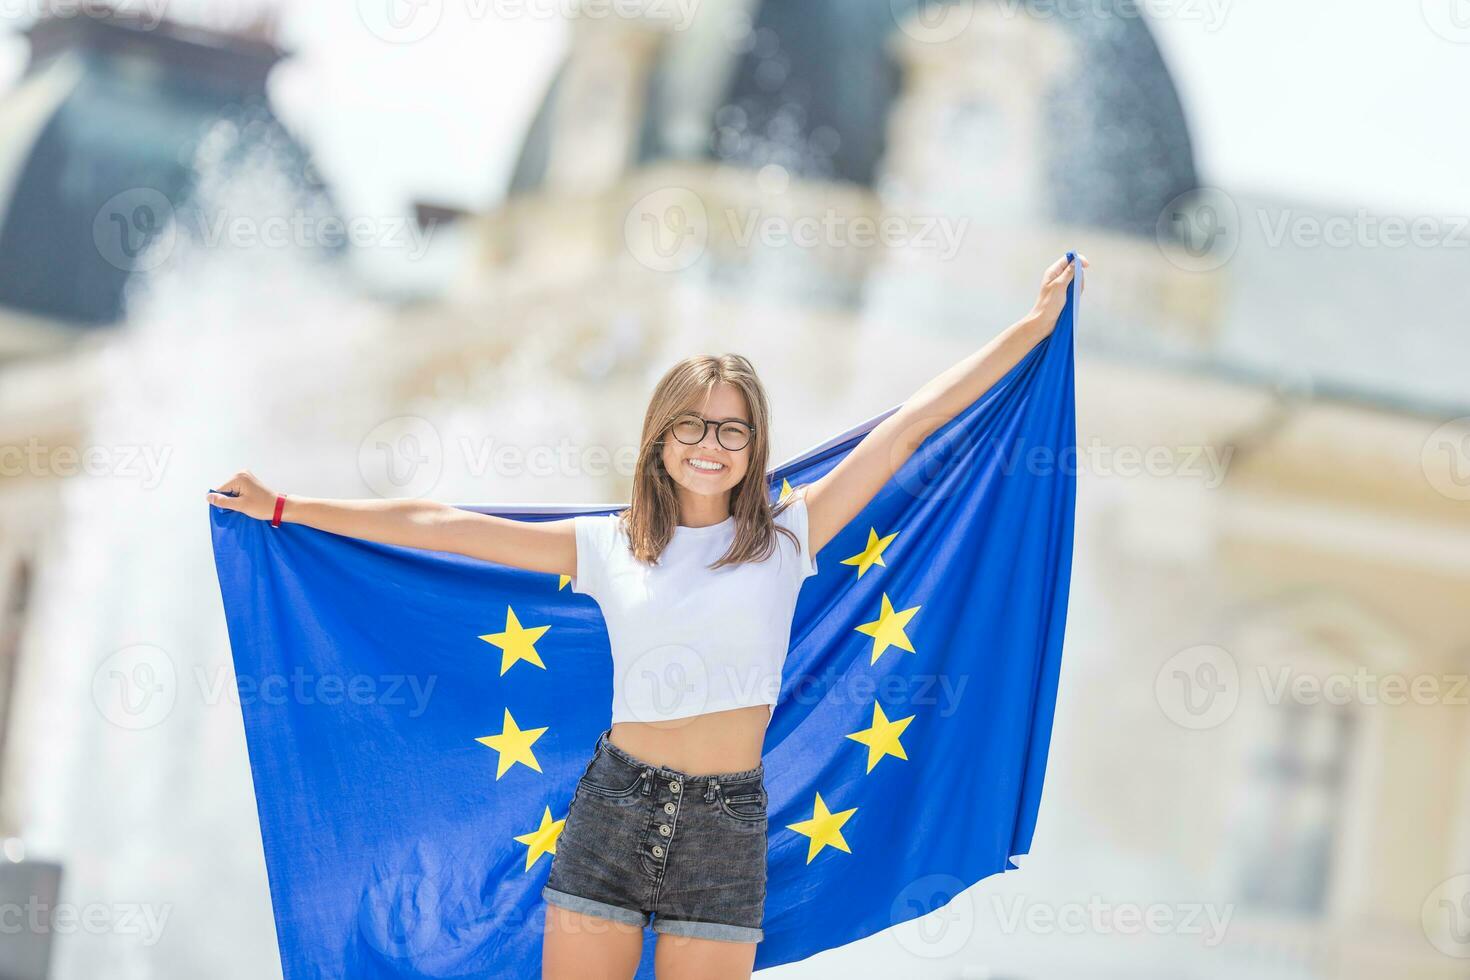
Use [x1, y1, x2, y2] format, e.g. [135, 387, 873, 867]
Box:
[0, 1, 1466, 978]
[381, 1, 1470, 976]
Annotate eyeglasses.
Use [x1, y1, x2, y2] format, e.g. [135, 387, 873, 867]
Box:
[668, 412, 755, 452]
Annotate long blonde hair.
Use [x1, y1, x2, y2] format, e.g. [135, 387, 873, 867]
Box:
[618, 353, 802, 570]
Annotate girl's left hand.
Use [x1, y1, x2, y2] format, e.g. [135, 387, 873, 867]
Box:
[1029, 252, 1089, 337]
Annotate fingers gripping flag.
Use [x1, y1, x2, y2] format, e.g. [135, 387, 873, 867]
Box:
[209, 260, 1079, 977]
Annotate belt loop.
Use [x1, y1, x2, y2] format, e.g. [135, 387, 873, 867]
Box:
[640, 769, 652, 796]
[705, 777, 717, 803]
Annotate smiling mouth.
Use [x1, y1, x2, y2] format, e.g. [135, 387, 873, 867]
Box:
[686, 458, 727, 473]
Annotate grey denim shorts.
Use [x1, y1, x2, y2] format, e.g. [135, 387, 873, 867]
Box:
[542, 729, 768, 943]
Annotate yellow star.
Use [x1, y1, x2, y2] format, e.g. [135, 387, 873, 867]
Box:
[474, 709, 548, 779]
[846, 701, 915, 773]
[558, 574, 570, 591]
[513, 806, 565, 871]
[786, 792, 857, 864]
[478, 606, 551, 675]
[840, 527, 898, 578]
[854, 592, 922, 665]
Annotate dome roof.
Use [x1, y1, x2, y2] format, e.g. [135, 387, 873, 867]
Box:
[0, 12, 323, 328]
[509, 0, 1198, 237]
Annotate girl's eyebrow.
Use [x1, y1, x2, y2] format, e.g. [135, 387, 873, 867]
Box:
[683, 412, 752, 424]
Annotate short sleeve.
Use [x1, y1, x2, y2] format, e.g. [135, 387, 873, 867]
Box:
[777, 487, 818, 580]
[571, 514, 617, 598]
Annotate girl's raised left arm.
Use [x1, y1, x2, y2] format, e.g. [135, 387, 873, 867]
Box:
[803, 252, 1087, 552]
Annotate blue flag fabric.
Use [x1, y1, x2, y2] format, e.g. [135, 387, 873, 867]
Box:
[209, 259, 1079, 978]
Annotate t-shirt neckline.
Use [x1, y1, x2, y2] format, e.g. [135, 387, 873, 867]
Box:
[673, 514, 735, 537]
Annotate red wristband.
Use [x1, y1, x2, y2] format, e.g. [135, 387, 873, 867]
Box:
[271, 493, 287, 528]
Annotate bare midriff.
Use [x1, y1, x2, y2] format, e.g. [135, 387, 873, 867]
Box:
[608, 704, 772, 775]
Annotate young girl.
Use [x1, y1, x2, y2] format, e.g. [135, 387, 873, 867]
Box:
[208, 253, 1085, 980]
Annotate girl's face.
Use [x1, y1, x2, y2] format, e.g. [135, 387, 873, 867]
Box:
[660, 382, 753, 501]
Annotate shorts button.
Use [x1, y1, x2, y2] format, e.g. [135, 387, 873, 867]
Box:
[652, 845, 664, 858]
[663, 802, 675, 814]
[669, 780, 681, 794]
[658, 824, 671, 837]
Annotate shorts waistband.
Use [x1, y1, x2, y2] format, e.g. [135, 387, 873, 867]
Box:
[595, 729, 763, 782]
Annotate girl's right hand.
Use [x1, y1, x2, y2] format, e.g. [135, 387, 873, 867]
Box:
[206, 470, 279, 522]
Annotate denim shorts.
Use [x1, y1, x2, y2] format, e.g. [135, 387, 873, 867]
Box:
[542, 729, 768, 943]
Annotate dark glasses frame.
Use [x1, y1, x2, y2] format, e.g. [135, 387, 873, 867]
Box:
[667, 412, 756, 452]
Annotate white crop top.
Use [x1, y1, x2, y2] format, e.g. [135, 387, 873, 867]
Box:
[571, 487, 818, 724]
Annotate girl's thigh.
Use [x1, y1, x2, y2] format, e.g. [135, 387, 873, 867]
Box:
[653, 932, 757, 980]
[542, 904, 645, 980]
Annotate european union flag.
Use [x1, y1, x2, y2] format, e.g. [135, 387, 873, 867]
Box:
[209, 260, 1079, 977]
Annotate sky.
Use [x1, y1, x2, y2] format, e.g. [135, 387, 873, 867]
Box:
[0, 0, 1464, 222]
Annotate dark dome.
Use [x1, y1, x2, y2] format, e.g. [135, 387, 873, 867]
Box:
[508, 0, 1198, 237]
[0, 12, 329, 328]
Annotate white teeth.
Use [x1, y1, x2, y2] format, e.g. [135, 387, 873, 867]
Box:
[688, 459, 725, 471]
